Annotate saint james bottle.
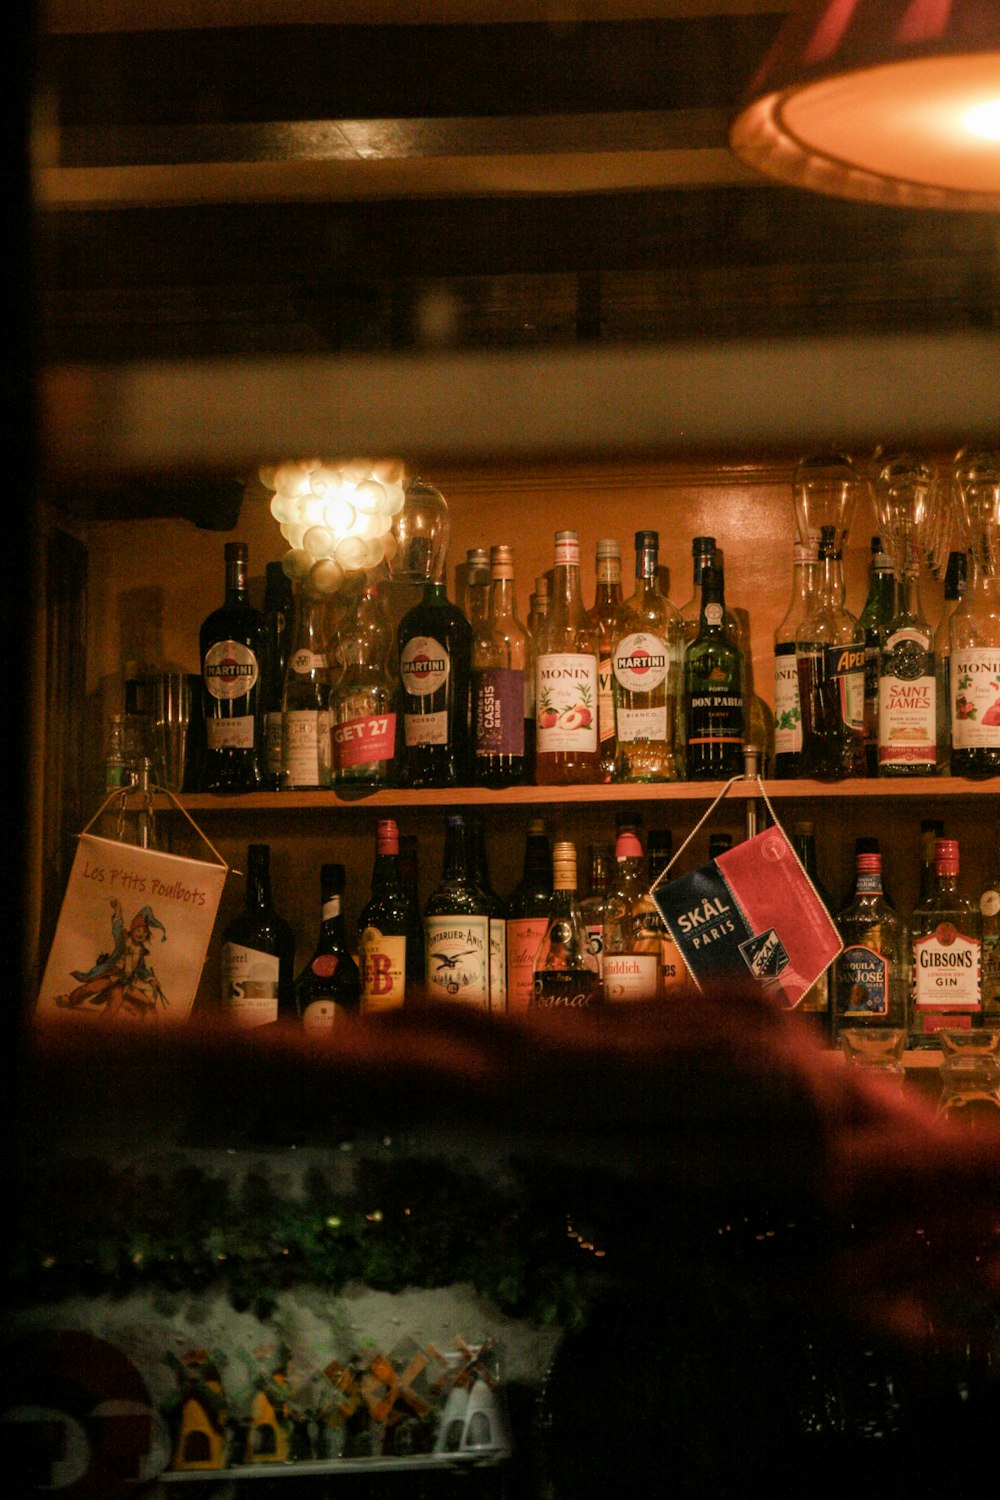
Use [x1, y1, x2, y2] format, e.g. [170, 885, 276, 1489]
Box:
[795, 525, 866, 780]
[773, 535, 817, 779]
[588, 538, 623, 782]
[330, 581, 398, 789]
[294, 863, 361, 1033]
[398, 576, 473, 788]
[281, 585, 332, 790]
[423, 814, 490, 1008]
[911, 838, 982, 1045]
[505, 819, 553, 1014]
[220, 843, 296, 1027]
[611, 530, 684, 782]
[199, 541, 264, 791]
[684, 563, 745, 779]
[535, 531, 601, 784]
[259, 561, 293, 790]
[357, 818, 419, 1012]
[877, 540, 936, 777]
[532, 841, 601, 1010]
[472, 544, 529, 787]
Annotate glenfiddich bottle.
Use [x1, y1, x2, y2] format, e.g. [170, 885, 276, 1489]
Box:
[423, 814, 491, 1008]
[684, 563, 745, 779]
[532, 841, 601, 1010]
[294, 862, 361, 1033]
[858, 536, 896, 775]
[220, 843, 296, 1027]
[472, 544, 529, 787]
[602, 830, 662, 1004]
[911, 838, 982, 1046]
[259, 561, 293, 790]
[281, 586, 332, 790]
[397, 577, 473, 788]
[833, 849, 907, 1040]
[611, 529, 684, 782]
[877, 541, 936, 777]
[588, 538, 623, 783]
[535, 531, 601, 785]
[358, 818, 419, 1013]
[773, 536, 818, 779]
[505, 819, 553, 1014]
[795, 525, 866, 780]
[330, 581, 398, 789]
[199, 541, 264, 791]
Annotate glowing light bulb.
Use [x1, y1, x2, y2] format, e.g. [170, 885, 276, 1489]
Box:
[353, 479, 386, 514]
[963, 100, 1000, 141]
[323, 496, 356, 533]
[308, 558, 346, 595]
[282, 548, 313, 581]
[270, 494, 294, 524]
[273, 460, 315, 499]
[334, 535, 369, 571]
[303, 525, 335, 559]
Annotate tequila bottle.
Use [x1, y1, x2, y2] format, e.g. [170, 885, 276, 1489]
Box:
[611, 529, 684, 782]
[911, 838, 982, 1046]
[795, 525, 866, 780]
[877, 541, 936, 777]
[833, 850, 908, 1039]
[535, 531, 601, 784]
[588, 538, 623, 783]
[532, 841, 601, 1011]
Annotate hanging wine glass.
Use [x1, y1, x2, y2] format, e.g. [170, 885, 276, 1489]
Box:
[792, 449, 862, 557]
[390, 475, 450, 584]
[867, 449, 943, 583]
[953, 447, 1000, 576]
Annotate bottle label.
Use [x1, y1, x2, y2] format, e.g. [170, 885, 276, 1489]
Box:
[586, 921, 605, 976]
[878, 669, 936, 766]
[489, 916, 507, 1009]
[597, 655, 615, 746]
[265, 710, 283, 775]
[705, 603, 723, 627]
[536, 653, 599, 753]
[687, 693, 743, 748]
[282, 710, 331, 787]
[220, 943, 279, 1027]
[913, 925, 981, 1010]
[333, 712, 396, 769]
[404, 709, 448, 747]
[612, 632, 669, 694]
[951, 649, 1000, 750]
[359, 929, 407, 1012]
[204, 640, 259, 700]
[837, 944, 889, 1017]
[617, 705, 668, 743]
[474, 668, 525, 756]
[660, 934, 690, 994]
[824, 644, 865, 732]
[603, 951, 659, 1002]
[206, 714, 255, 751]
[289, 648, 328, 675]
[424, 917, 490, 1006]
[302, 999, 340, 1032]
[773, 642, 802, 756]
[983, 929, 1000, 1013]
[400, 635, 450, 698]
[506, 916, 550, 1012]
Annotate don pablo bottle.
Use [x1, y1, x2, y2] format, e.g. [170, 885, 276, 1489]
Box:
[611, 529, 684, 782]
[532, 841, 601, 1010]
[534, 531, 601, 784]
[911, 838, 982, 1046]
[684, 563, 745, 779]
[295, 862, 361, 1033]
[832, 850, 907, 1041]
[220, 843, 296, 1027]
[795, 525, 866, 780]
[199, 541, 264, 791]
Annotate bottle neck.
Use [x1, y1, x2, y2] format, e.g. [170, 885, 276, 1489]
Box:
[422, 580, 448, 607]
[225, 555, 249, 607]
[317, 892, 348, 948]
[247, 850, 272, 912]
[893, 568, 924, 624]
[488, 573, 517, 621]
[816, 551, 845, 608]
[442, 822, 473, 883]
[793, 835, 817, 878]
[635, 544, 658, 586]
[790, 557, 816, 608]
[522, 835, 552, 887]
[371, 849, 404, 896]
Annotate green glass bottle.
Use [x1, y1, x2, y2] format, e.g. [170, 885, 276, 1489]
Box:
[684, 563, 745, 780]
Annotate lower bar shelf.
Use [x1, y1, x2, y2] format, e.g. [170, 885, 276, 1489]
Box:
[160, 1450, 511, 1482]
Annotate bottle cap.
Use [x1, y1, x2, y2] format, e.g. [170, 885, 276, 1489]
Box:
[615, 831, 643, 860]
[855, 836, 880, 855]
[857, 852, 882, 873]
[225, 541, 248, 561]
[595, 538, 620, 559]
[552, 841, 578, 889]
[535, 575, 549, 595]
[692, 535, 716, 555]
[936, 838, 960, 873]
[527, 818, 547, 837]
[634, 530, 658, 551]
[793, 820, 815, 836]
[376, 818, 399, 854]
[467, 547, 489, 567]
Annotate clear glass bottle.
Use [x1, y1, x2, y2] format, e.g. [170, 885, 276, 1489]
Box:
[259, 560, 294, 791]
[773, 535, 818, 779]
[949, 552, 1000, 779]
[877, 540, 937, 777]
[833, 850, 908, 1039]
[462, 547, 491, 631]
[602, 830, 663, 1004]
[330, 580, 398, 789]
[281, 585, 332, 790]
[199, 541, 264, 792]
[792, 819, 833, 1042]
[858, 536, 897, 776]
[977, 826, 1000, 1025]
[911, 838, 982, 1046]
[423, 814, 491, 1008]
[684, 563, 745, 780]
[295, 862, 361, 1034]
[535, 531, 601, 785]
[472, 544, 529, 788]
[504, 818, 553, 1014]
[358, 817, 421, 1013]
[588, 538, 623, 783]
[934, 549, 967, 774]
[795, 525, 866, 780]
[397, 579, 473, 788]
[579, 841, 613, 980]
[527, 575, 549, 637]
[220, 843, 296, 1028]
[611, 529, 684, 782]
[468, 811, 508, 1012]
[532, 841, 601, 1011]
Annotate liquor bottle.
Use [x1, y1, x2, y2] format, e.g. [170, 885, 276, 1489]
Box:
[398, 833, 426, 992]
[949, 550, 1000, 779]
[877, 541, 936, 777]
[294, 862, 361, 1033]
[330, 580, 398, 789]
[463, 547, 491, 630]
[505, 819, 554, 1014]
[532, 841, 601, 1010]
[588, 538, 623, 783]
[919, 819, 945, 905]
[684, 563, 745, 780]
[525, 574, 549, 768]
[397, 579, 473, 788]
[773, 535, 818, 779]
[680, 535, 716, 644]
[423, 814, 491, 1008]
[935, 550, 967, 774]
[646, 829, 691, 997]
[535, 531, 601, 784]
[579, 841, 613, 979]
[468, 812, 508, 1011]
[708, 831, 734, 861]
[357, 818, 419, 1013]
[792, 820, 833, 1041]
[602, 830, 662, 1004]
[977, 826, 1000, 1023]
[281, 586, 332, 790]
[858, 537, 897, 775]
[611, 529, 684, 782]
[527, 576, 549, 637]
[259, 561, 294, 790]
[795, 524, 866, 780]
[472, 544, 529, 787]
[911, 838, 982, 1046]
[839, 836, 896, 913]
[220, 843, 296, 1027]
[199, 541, 264, 791]
[832, 849, 908, 1039]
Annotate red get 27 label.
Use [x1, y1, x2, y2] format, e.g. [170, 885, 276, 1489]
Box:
[332, 713, 396, 769]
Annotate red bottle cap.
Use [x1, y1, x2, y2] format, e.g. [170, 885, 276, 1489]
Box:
[615, 832, 643, 860]
[377, 818, 400, 854]
[857, 853, 882, 873]
[935, 837, 959, 875]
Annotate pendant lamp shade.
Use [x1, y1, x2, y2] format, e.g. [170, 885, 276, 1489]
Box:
[729, 0, 1000, 210]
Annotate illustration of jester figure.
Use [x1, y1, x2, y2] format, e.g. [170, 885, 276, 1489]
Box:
[54, 897, 168, 1018]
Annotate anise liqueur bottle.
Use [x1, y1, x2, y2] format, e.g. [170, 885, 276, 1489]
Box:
[858, 536, 897, 775]
[295, 862, 361, 1033]
[684, 563, 745, 780]
[877, 541, 936, 777]
[220, 843, 296, 1027]
[588, 538, 623, 783]
[949, 550, 1000, 780]
[505, 819, 553, 1014]
[398, 579, 473, 788]
[472, 544, 529, 788]
[773, 536, 817, 779]
[468, 811, 508, 1011]
[357, 818, 417, 1013]
[199, 541, 264, 792]
[611, 530, 684, 783]
[795, 525, 866, 780]
[911, 838, 982, 1046]
[330, 581, 398, 789]
[423, 814, 490, 1008]
[535, 531, 601, 785]
[281, 585, 332, 790]
[833, 850, 908, 1040]
[259, 561, 293, 790]
[532, 841, 601, 1011]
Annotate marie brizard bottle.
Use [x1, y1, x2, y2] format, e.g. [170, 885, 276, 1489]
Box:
[294, 862, 362, 1034]
[579, 841, 613, 981]
[832, 849, 908, 1041]
[330, 580, 399, 789]
[199, 541, 264, 792]
[795, 524, 866, 780]
[877, 541, 937, 777]
[773, 535, 818, 779]
[505, 819, 554, 1014]
[468, 811, 508, 1011]
[259, 560, 294, 790]
[611, 529, 684, 782]
[911, 838, 982, 1046]
[423, 814, 490, 1009]
[535, 530, 601, 785]
[684, 563, 745, 780]
[220, 843, 296, 1028]
[858, 536, 897, 775]
[588, 538, 624, 783]
[357, 818, 420, 1013]
[397, 568, 473, 789]
[949, 548, 1000, 780]
[935, 550, 967, 775]
[532, 841, 601, 1011]
[281, 585, 332, 790]
[472, 544, 529, 788]
[602, 830, 663, 1004]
